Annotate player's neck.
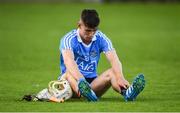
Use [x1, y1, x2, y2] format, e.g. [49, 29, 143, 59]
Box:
[81, 38, 92, 45]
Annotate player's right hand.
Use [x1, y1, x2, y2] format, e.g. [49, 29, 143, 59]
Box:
[78, 78, 98, 102]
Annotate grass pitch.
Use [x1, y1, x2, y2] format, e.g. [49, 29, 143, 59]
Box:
[0, 3, 180, 112]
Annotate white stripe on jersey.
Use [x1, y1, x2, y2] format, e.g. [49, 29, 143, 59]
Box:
[65, 31, 76, 49]
[63, 30, 76, 49]
[68, 35, 74, 49]
[105, 37, 113, 50]
[62, 31, 72, 49]
[97, 31, 113, 50]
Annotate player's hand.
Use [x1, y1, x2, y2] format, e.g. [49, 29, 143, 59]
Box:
[118, 77, 130, 90]
[78, 78, 98, 102]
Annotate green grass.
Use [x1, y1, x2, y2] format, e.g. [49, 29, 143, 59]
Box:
[0, 3, 180, 112]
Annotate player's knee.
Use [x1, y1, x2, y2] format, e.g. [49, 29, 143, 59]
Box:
[104, 75, 111, 83]
[104, 68, 114, 81]
[64, 72, 73, 80]
[107, 68, 115, 77]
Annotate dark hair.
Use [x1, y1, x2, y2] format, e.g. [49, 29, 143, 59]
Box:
[81, 9, 100, 28]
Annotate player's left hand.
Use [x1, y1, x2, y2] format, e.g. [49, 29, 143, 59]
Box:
[118, 77, 130, 90]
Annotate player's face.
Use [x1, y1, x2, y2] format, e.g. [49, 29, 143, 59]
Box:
[78, 22, 97, 44]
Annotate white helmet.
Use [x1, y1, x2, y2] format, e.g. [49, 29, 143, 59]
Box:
[48, 79, 73, 100]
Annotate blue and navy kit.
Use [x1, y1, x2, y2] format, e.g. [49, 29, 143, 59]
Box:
[59, 29, 114, 78]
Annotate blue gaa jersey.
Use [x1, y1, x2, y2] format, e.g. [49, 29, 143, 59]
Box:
[59, 29, 114, 78]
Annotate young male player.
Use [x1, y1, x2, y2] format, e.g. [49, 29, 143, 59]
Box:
[59, 9, 145, 101]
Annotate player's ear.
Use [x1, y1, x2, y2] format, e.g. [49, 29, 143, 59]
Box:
[77, 20, 81, 27]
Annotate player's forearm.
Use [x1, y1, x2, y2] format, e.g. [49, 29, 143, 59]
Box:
[64, 59, 84, 81]
[109, 51, 125, 79]
[111, 59, 125, 79]
[62, 50, 84, 81]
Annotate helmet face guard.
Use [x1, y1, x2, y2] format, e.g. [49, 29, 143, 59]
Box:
[48, 79, 73, 100]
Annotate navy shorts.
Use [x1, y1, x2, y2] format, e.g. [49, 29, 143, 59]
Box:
[85, 77, 97, 84]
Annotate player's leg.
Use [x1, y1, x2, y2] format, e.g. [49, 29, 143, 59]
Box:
[91, 69, 146, 101]
[61, 72, 98, 101]
[60, 72, 80, 97]
[90, 68, 121, 97]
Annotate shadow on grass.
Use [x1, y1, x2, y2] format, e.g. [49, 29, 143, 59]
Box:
[15, 94, 165, 103]
[98, 96, 165, 103]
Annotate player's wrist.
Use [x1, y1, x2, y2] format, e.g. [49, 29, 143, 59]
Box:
[78, 77, 85, 82]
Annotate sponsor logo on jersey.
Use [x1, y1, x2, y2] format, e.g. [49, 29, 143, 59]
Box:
[76, 57, 96, 73]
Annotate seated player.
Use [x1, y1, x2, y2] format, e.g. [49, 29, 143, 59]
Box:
[58, 9, 146, 102]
